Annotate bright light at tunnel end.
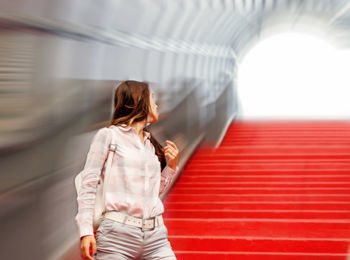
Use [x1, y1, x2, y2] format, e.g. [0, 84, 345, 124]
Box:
[237, 32, 350, 120]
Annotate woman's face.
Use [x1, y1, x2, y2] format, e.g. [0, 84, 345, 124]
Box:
[147, 89, 159, 123]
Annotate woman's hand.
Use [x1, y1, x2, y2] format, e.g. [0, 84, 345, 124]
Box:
[163, 140, 179, 170]
[80, 235, 96, 260]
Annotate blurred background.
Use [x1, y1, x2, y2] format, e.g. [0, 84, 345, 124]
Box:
[0, 0, 350, 259]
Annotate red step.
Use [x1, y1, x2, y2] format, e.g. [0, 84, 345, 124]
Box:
[166, 194, 350, 203]
[163, 218, 350, 238]
[191, 154, 350, 160]
[168, 236, 349, 253]
[177, 175, 350, 183]
[165, 201, 350, 210]
[164, 209, 350, 219]
[170, 187, 350, 194]
[173, 252, 347, 259]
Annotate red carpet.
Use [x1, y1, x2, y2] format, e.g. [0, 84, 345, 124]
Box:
[163, 120, 350, 259]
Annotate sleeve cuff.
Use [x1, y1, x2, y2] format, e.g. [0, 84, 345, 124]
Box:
[79, 225, 94, 239]
[162, 165, 179, 177]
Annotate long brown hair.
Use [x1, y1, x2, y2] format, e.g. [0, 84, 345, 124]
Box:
[106, 80, 166, 170]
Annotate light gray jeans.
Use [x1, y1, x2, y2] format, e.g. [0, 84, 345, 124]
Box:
[95, 217, 177, 260]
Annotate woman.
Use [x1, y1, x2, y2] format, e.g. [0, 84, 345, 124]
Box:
[75, 80, 179, 259]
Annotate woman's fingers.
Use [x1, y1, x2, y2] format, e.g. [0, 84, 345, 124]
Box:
[91, 239, 97, 258]
[83, 245, 93, 260]
[80, 240, 87, 258]
[164, 151, 175, 159]
[164, 141, 178, 154]
[163, 147, 177, 158]
[164, 148, 177, 157]
[163, 145, 176, 154]
[166, 140, 178, 151]
[81, 244, 90, 260]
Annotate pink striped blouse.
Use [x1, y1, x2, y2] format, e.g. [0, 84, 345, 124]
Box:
[75, 124, 179, 238]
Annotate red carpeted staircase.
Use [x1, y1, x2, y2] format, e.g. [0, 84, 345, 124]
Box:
[163, 120, 350, 259]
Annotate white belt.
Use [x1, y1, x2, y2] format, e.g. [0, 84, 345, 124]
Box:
[104, 211, 164, 231]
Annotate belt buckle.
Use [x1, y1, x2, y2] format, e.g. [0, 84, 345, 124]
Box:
[141, 217, 155, 231]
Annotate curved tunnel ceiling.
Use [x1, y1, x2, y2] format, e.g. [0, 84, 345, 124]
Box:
[2, 0, 349, 89]
[1, 0, 350, 145]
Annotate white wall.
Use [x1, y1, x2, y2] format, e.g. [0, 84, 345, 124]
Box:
[237, 32, 350, 120]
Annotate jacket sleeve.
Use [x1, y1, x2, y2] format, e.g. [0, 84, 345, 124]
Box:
[159, 165, 179, 195]
[75, 127, 112, 238]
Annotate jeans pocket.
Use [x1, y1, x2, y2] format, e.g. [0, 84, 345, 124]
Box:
[97, 218, 115, 238]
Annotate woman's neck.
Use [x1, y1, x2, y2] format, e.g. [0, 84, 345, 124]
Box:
[130, 121, 146, 136]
